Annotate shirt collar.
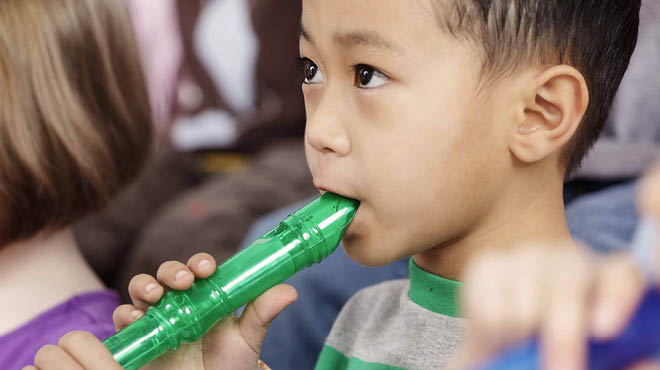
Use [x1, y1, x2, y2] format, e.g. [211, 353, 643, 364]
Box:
[408, 258, 462, 317]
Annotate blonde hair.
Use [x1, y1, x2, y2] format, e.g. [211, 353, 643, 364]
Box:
[0, 0, 153, 246]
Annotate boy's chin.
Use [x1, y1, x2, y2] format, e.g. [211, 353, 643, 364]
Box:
[341, 235, 398, 267]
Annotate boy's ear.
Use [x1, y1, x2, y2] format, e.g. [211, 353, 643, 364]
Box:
[509, 65, 589, 164]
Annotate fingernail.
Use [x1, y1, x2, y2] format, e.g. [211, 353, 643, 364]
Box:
[145, 283, 157, 294]
[174, 270, 188, 281]
[198, 259, 211, 270]
[131, 310, 144, 320]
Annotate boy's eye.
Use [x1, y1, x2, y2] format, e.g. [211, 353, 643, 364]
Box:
[355, 64, 388, 89]
[300, 58, 324, 85]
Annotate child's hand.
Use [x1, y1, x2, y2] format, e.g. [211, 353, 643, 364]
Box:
[453, 164, 660, 370]
[25, 252, 297, 370]
[24, 331, 123, 370]
[112, 252, 298, 370]
[454, 244, 647, 370]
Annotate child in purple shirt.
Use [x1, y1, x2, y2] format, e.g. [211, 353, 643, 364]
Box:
[0, 292, 118, 370]
[0, 0, 152, 368]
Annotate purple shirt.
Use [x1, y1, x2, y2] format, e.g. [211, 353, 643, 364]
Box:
[0, 290, 119, 370]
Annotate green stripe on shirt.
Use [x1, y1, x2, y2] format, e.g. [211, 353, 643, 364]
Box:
[408, 259, 462, 317]
[315, 345, 406, 370]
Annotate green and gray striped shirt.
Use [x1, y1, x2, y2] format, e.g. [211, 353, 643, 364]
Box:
[314, 259, 464, 370]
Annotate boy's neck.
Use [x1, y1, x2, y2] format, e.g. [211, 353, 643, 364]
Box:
[414, 169, 573, 281]
[0, 228, 105, 335]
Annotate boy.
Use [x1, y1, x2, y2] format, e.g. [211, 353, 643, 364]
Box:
[28, 0, 648, 369]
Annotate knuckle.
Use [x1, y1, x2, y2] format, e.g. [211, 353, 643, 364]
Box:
[157, 261, 183, 277]
[34, 345, 60, 364]
[555, 253, 592, 284]
[58, 330, 92, 348]
[129, 274, 152, 289]
[114, 304, 133, 318]
[118, 303, 135, 312]
[465, 251, 501, 281]
[468, 296, 502, 329]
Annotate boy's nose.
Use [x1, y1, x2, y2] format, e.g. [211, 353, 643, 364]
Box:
[305, 103, 351, 157]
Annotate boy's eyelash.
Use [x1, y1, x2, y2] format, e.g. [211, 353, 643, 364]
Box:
[296, 57, 309, 72]
[353, 64, 387, 77]
[295, 57, 311, 84]
[353, 64, 377, 73]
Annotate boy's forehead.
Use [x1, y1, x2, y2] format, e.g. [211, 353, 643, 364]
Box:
[300, 0, 440, 51]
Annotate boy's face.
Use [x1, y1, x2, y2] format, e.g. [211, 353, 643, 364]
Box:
[301, 0, 513, 266]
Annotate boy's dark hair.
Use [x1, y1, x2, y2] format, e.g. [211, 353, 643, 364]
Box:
[434, 0, 642, 175]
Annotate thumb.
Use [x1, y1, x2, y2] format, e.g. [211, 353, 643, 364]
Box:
[238, 284, 298, 355]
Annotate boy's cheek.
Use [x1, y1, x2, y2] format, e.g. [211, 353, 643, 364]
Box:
[303, 143, 319, 174]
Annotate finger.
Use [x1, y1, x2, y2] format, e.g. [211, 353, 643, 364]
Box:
[638, 165, 660, 281]
[22, 366, 38, 370]
[502, 247, 544, 344]
[58, 331, 123, 370]
[457, 251, 511, 368]
[638, 162, 660, 216]
[541, 248, 592, 370]
[156, 261, 194, 290]
[238, 284, 298, 355]
[113, 304, 144, 331]
[445, 345, 475, 370]
[34, 344, 84, 370]
[590, 254, 645, 339]
[187, 253, 217, 278]
[128, 274, 164, 310]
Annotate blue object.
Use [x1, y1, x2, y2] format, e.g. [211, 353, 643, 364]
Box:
[483, 202, 660, 370]
[479, 289, 660, 370]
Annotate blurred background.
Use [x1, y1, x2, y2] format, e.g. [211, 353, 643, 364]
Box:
[72, 1, 659, 369]
[75, 0, 315, 296]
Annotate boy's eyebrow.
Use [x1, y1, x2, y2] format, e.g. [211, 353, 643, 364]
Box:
[334, 30, 402, 54]
[300, 24, 402, 54]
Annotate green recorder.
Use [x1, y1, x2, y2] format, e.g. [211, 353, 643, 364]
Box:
[103, 193, 359, 370]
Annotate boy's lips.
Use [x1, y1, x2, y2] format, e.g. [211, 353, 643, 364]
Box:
[314, 182, 358, 201]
